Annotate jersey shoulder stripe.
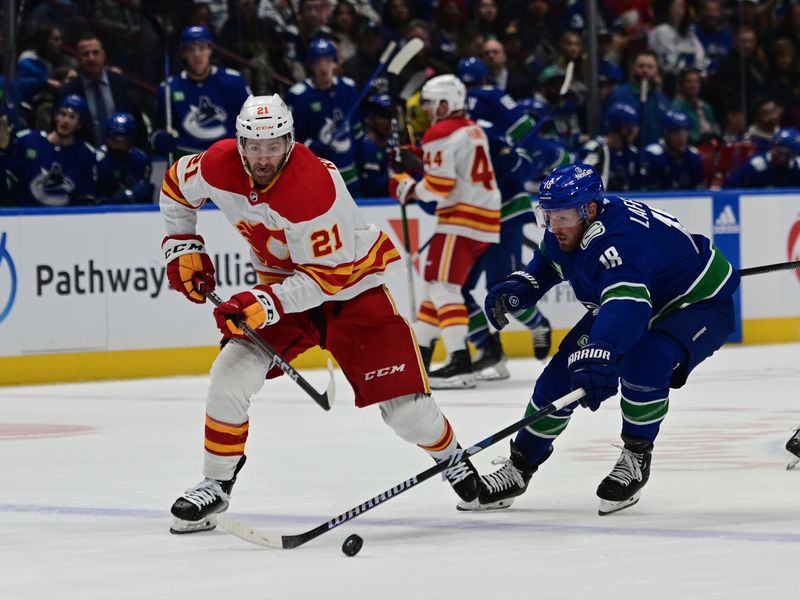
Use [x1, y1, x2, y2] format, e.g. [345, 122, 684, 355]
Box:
[422, 117, 475, 144]
[199, 139, 251, 197]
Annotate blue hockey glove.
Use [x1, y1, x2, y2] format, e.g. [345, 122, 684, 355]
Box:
[484, 271, 541, 330]
[567, 343, 619, 411]
[151, 129, 177, 155]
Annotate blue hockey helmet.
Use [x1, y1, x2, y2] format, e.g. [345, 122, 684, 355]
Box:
[365, 93, 393, 116]
[663, 110, 690, 131]
[106, 112, 136, 139]
[536, 163, 604, 227]
[307, 38, 338, 63]
[456, 57, 489, 86]
[773, 127, 800, 155]
[181, 25, 213, 47]
[607, 102, 639, 130]
[55, 94, 90, 124]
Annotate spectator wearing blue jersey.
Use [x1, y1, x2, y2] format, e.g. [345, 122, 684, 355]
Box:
[153, 25, 251, 158]
[7, 94, 97, 206]
[641, 110, 703, 190]
[691, 0, 732, 75]
[286, 38, 362, 195]
[462, 163, 739, 514]
[723, 127, 800, 188]
[97, 112, 153, 203]
[605, 49, 670, 147]
[579, 102, 640, 191]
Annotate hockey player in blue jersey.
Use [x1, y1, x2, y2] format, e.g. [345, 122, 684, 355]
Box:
[8, 94, 97, 206]
[723, 127, 800, 189]
[641, 110, 703, 190]
[96, 112, 154, 203]
[578, 102, 641, 191]
[286, 38, 361, 196]
[462, 120, 552, 380]
[355, 94, 392, 197]
[153, 26, 251, 158]
[459, 163, 740, 515]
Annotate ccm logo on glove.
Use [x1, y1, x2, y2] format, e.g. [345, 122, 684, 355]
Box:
[162, 234, 216, 303]
[214, 286, 283, 336]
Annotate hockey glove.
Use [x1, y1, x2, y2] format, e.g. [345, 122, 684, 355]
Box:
[163, 234, 216, 303]
[484, 271, 541, 330]
[567, 343, 619, 411]
[151, 129, 178, 155]
[214, 286, 283, 336]
[389, 172, 417, 205]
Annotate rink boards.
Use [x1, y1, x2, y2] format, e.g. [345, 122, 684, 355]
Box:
[0, 190, 799, 384]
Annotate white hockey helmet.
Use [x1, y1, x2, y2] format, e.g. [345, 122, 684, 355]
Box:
[236, 95, 295, 174]
[421, 74, 467, 121]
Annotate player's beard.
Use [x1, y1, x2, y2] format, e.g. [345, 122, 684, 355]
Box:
[249, 159, 279, 186]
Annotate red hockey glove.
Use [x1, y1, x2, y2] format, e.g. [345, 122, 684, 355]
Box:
[214, 286, 283, 336]
[162, 234, 216, 303]
[389, 172, 417, 205]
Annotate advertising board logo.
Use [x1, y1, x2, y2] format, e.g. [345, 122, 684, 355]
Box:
[713, 204, 739, 235]
[0, 232, 18, 324]
[789, 215, 800, 283]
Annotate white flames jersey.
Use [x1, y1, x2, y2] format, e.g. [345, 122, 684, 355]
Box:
[416, 117, 501, 243]
[160, 139, 402, 313]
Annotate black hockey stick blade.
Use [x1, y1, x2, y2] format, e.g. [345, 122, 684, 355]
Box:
[739, 260, 800, 277]
[202, 286, 334, 411]
[216, 388, 585, 549]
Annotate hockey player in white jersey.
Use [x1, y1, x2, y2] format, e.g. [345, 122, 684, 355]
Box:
[389, 74, 501, 389]
[161, 94, 488, 533]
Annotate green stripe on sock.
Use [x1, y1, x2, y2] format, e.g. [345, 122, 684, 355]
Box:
[621, 396, 669, 424]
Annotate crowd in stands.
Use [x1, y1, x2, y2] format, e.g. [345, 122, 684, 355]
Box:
[4, 0, 800, 206]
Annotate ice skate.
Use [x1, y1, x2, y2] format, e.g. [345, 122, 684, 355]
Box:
[457, 441, 551, 511]
[437, 452, 484, 504]
[786, 427, 800, 470]
[428, 349, 476, 389]
[532, 316, 552, 360]
[597, 436, 652, 515]
[419, 340, 436, 372]
[472, 334, 510, 381]
[170, 456, 246, 534]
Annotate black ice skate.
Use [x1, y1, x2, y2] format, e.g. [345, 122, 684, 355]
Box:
[786, 427, 800, 470]
[419, 340, 436, 372]
[472, 334, 509, 381]
[437, 451, 484, 504]
[457, 440, 551, 511]
[428, 349, 476, 389]
[597, 436, 652, 515]
[532, 316, 552, 360]
[170, 455, 246, 534]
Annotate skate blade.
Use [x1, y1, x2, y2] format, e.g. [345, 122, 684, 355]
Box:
[476, 364, 510, 381]
[169, 514, 218, 534]
[456, 497, 515, 511]
[429, 375, 477, 390]
[598, 491, 641, 516]
[787, 455, 800, 470]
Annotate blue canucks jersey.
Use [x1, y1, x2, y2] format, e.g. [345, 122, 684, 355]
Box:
[579, 136, 640, 191]
[354, 135, 389, 197]
[641, 141, 702, 190]
[524, 196, 739, 354]
[722, 151, 800, 188]
[286, 77, 361, 190]
[156, 66, 251, 153]
[96, 145, 153, 202]
[8, 129, 97, 206]
[481, 123, 535, 231]
[466, 87, 533, 145]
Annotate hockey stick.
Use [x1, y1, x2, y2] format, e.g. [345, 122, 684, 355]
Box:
[216, 387, 585, 549]
[202, 286, 335, 411]
[164, 42, 175, 167]
[515, 60, 574, 151]
[330, 40, 398, 142]
[738, 260, 800, 277]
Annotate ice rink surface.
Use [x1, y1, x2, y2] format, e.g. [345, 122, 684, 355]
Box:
[2, 342, 799, 600]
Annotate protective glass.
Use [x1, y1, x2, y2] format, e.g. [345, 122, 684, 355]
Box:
[238, 136, 289, 157]
[535, 205, 584, 231]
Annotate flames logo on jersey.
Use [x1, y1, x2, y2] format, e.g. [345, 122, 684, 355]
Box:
[789, 214, 800, 283]
[183, 96, 228, 140]
[236, 220, 292, 267]
[30, 163, 75, 206]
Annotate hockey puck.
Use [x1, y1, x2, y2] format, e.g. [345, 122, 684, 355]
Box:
[342, 534, 363, 557]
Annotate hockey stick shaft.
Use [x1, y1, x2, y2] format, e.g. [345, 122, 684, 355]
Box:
[164, 44, 174, 167]
[202, 287, 334, 411]
[515, 60, 574, 150]
[738, 260, 800, 277]
[216, 388, 585, 549]
[331, 40, 397, 142]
